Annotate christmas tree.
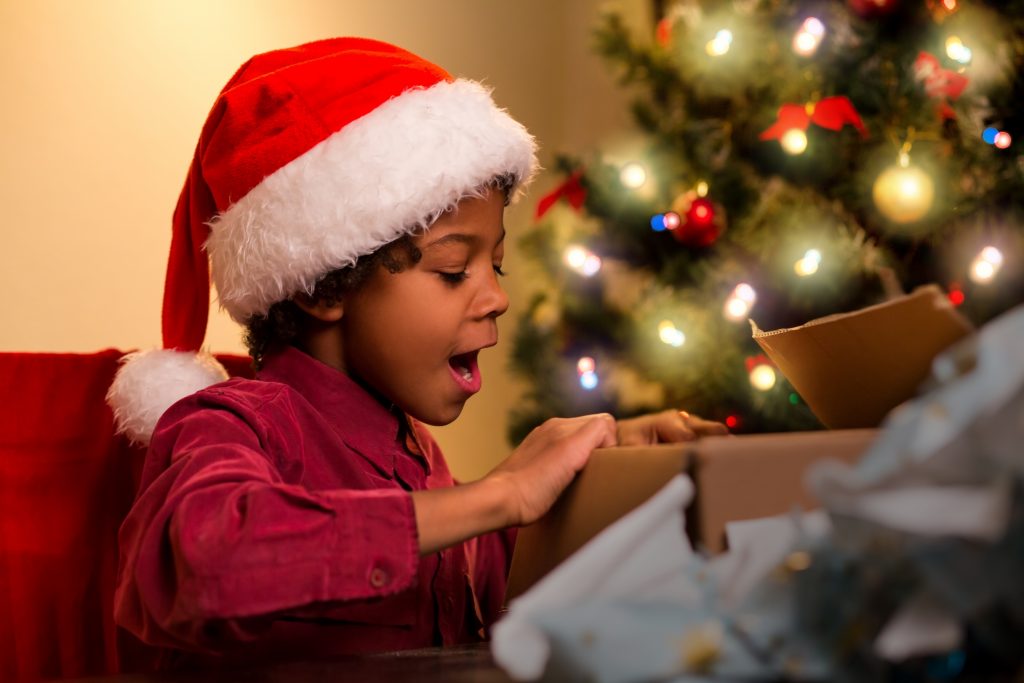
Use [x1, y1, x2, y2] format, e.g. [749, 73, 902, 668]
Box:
[509, 0, 1024, 442]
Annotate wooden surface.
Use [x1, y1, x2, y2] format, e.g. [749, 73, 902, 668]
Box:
[65, 645, 514, 683]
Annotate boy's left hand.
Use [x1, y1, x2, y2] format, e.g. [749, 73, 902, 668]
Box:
[616, 409, 729, 446]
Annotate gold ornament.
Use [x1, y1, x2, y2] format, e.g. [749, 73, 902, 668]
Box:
[872, 156, 934, 224]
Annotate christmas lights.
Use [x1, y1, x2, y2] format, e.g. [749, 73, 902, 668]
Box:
[705, 30, 733, 57]
[969, 246, 1003, 284]
[658, 320, 686, 347]
[619, 162, 647, 189]
[564, 245, 602, 277]
[723, 283, 757, 321]
[577, 357, 598, 390]
[792, 17, 825, 57]
[794, 249, 822, 277]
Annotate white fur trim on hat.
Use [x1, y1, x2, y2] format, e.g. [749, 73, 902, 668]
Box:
[205, 78, 538, 322]
[107, 350, 229, 446]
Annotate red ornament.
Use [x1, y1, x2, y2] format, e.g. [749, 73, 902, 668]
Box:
[848, 0, 897, 18]
[671, 196, 723, 247]
[656, 17, 673, 47]
[760, 96, 868, 142]
[686, 198, 715, 226]
[535, 170, 587, 220]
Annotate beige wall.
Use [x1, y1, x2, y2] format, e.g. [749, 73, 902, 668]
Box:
[0, 0, 648, 480]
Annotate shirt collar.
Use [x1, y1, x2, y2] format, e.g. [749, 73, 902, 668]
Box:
[257, 346, 431, 478]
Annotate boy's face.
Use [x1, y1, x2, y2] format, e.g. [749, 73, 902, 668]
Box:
[338, 188, 510, 425]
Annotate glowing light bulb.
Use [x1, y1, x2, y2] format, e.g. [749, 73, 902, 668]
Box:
[969, 246, 1003, 283]
[995, 132, 1012, 149]
[749, 364, 777, 391]
[945, 36, 972, 64]
[794, 249, 821, 277]
[792, 17, 825, 57]
[706, 29, 733, 56]
[564, 245, 602, 277]
[983, 127, 999, 144]
[577, 356, 596, 375]
[723, 282, 757, 321]
[620, 162, 648, 189]
[780, 128, 809, 155]
[663, 211, 682, 230]
[579, 371, 599, 390]
[658, 320, 686, 347]
[696, 181, 709, 197]
[725, 415, 740, 429]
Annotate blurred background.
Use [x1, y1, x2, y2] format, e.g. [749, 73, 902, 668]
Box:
[4, 0, 1022, 481]
[0, 0, 650, 480]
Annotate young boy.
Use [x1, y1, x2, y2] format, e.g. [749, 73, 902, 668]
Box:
[107, 37, 725, 670]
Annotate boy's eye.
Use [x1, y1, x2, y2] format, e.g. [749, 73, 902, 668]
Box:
[438, 271, 469, 285]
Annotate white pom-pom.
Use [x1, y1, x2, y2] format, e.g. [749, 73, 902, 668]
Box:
[106, 349, 229, 446]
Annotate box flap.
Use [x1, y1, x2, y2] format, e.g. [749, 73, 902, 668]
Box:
[751, 285, 973, 429]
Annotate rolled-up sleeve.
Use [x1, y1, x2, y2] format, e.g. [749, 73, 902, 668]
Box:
[114, 391, 420, 651]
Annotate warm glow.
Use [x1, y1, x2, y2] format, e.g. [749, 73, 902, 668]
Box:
[780, 128, 808, 155]
[969, 246, 1004, 283]
[564, 245, 602, 277]
[663, 211, 682, 230]
[723, 282, 757, 321]
[749, 364, 777, 391]
[658, 320, 686, 347]
[620, 162, 648, 189]
[576, 356, 596, 375]
[705, 29, 733, 56]
[724, 297, 751, 321]
[792, 17, 825, 56]
[945, 36, 972, 64]
[995, 132, 1012, 149]
[696, 180, 709, 197]
[794, 249, 821, 277]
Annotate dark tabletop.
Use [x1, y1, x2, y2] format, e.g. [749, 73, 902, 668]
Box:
[65, 644, 515, 683]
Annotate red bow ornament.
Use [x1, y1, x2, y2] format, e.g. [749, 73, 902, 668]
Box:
[760, 96, 869, 141]
[913, 51, 969, 100]
[535, 170, 587, 221]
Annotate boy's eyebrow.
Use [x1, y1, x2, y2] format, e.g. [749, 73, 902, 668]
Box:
[422, 228, 506, 251]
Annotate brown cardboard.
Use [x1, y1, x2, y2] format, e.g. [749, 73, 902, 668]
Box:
[686, 429, 877, 553]
[751, 285, 973, 429]
[504, 429, 877, 602]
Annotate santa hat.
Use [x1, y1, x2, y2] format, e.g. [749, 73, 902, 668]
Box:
[107, 37, 537, 445]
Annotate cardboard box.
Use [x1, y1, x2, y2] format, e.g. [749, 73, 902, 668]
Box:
[505, 429, 877, 602]
[751, 285, 974, 429]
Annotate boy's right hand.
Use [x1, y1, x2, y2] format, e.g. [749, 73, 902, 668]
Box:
[485, 414, 618, 527]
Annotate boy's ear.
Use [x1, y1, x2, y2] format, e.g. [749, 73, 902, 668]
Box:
[293, 294, 344, 322]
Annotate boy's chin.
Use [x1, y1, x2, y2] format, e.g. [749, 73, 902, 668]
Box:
[411, 400, 468, 427]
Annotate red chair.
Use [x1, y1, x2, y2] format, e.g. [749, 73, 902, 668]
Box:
[0, 350, 251, 681]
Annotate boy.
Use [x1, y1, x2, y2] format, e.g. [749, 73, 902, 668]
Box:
[108, 37, 724, 669]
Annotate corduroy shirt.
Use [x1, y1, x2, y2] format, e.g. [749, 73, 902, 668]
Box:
[114, 346, 513, 669]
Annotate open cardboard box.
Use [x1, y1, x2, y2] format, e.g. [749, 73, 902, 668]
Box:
[505, 429, 878, 601]
[505, 286, 976, 602]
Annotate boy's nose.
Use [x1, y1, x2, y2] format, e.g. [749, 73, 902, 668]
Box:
[477, 271, 510, 319]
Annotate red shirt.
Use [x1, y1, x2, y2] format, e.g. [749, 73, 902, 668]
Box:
[115, 347, 514, 669]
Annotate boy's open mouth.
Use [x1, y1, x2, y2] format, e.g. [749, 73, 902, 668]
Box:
[448, 350, 481, 394]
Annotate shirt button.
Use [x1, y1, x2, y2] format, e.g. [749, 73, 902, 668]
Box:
[369, 567, 389, 588]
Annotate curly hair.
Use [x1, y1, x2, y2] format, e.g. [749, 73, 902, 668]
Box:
[243, 174, 516, 369]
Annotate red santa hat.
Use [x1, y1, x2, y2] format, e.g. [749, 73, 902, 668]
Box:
[107, 37, 537, 445]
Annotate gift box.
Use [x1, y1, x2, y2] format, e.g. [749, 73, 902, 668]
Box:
[506, 428, 877, 601]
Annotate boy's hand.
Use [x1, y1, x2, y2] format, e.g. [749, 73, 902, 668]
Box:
[616, 409, 729, 446]
[486, 414, 617, 527]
